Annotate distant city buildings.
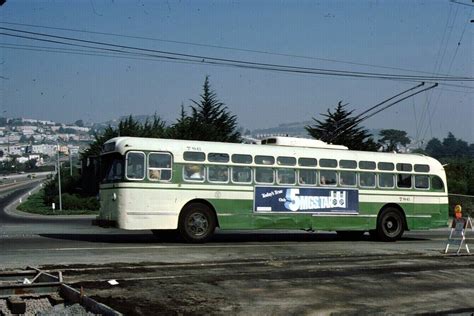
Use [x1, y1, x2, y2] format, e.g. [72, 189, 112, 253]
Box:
[0, 117, 93, 167]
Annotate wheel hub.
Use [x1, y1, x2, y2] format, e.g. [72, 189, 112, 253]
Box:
[188, 213, 208, 236]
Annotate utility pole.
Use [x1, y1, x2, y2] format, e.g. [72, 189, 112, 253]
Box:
[57, 142, 62, 211]
[69, 148, 73, 177]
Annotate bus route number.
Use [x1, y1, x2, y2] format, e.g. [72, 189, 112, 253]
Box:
[399, 196, 412, 202]
[186, 146, 202, 151]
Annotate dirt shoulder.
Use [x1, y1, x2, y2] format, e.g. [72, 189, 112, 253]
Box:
[41, 254, 474, 315]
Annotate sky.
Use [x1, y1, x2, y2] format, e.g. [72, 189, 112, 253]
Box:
[0, 0, 473, 144]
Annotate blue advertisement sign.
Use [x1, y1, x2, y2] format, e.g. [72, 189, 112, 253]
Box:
[254, 186, 359, 214]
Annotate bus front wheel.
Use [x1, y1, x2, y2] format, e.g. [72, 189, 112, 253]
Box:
[179, 203, 216, 243]
[375, 207, 405, 242]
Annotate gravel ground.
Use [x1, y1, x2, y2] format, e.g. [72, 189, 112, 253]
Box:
[0, 298, 98, 316]
[42, 253, 474, 315]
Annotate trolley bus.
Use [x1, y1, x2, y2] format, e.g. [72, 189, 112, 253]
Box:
[95, 136, 448, 242]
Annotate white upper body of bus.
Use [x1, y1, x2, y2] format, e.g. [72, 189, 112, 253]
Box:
[101, 136, 446, 186]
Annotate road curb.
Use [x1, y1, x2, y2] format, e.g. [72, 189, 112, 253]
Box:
[5, 181, 95, 220]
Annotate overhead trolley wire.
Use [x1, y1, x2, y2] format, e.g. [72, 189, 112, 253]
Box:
[1, 26, 473, 82]
[328, 83, 438, 142]
[0, 20, 456, 77]
[417, 4, 461, 141]
[419, 8, 473, 142]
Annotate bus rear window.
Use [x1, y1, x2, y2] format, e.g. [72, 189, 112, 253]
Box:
[432, 176, 445, 191]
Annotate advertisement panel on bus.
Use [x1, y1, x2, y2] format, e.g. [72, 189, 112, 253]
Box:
[254, 186, 359, 214]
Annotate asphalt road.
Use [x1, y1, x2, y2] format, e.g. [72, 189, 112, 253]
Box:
[1, 182, 473, 314]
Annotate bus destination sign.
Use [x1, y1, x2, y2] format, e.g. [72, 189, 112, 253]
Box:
[254, 187, 359, 214]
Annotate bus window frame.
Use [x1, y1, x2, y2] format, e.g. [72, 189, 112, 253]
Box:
[396, 173, 412, 189]
[277, 156, 296, 166]
[339, 171, 357, 187]
[414, 174, 430, 190]
[255, 167, 275, 184]
[277, 168, 296, 185]
[378, 173, 395, 189]
[359, 172, 376, 188]
[183, 164, 206, 183]
[147, 152, 173, 182]
[207, 165, 230, 184]
[431, 175, 445, 191]
[298, 169, 317, 186]
[231, 166, 252, 184]
[319, 169, 337, 186]
[101, 153, 124, 184]
[125, 151, 146, 181]
[208, 153, 230, 163]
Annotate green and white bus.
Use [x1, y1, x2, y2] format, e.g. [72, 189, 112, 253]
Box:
[95, 136, 448, 242]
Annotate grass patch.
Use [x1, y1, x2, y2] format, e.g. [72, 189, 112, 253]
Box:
[17, 190, 98, 216]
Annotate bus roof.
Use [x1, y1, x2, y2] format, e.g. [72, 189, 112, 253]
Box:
[102, 136, 444, 171]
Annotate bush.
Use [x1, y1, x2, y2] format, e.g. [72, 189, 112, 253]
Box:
[18, 190, 98, 215]
[53, 193, 100, 211]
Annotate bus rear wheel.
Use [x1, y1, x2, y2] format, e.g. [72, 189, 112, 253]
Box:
[375, 207, 405, 242]
[179, 203, 216, 243]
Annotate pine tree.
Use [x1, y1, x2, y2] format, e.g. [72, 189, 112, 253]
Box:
[378, 129, 411, 152]
[186, 76, 241, 142]
[305, 101, 377, 151]
[168, 104, 193, 139]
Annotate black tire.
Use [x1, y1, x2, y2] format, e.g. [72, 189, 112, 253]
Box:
[178, 203, 216, 243]
[376, 207, 405, 242]
[336, 231, 365, 240]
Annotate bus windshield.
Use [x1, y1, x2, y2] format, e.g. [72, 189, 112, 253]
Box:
[101, 153, 124, 183]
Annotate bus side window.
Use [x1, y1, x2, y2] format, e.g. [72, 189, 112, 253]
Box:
[378, 173, 394, 188]
[232, 166, 252, 184]
[126, 152, 145, 180]
[208, 166, 229, 183]
[183, 164, 205, 181]
[415, 175, 429, 189]
[397, 174, 412, 188]
[320, 170, 337, 186]
[277, 168, 296, 185]
[298, 169, 317, 185]
[148, 152, 172, 181]
[339, 171, 356, 186]
[255, 168, 274, 184]
[359, 172, 375, 188]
